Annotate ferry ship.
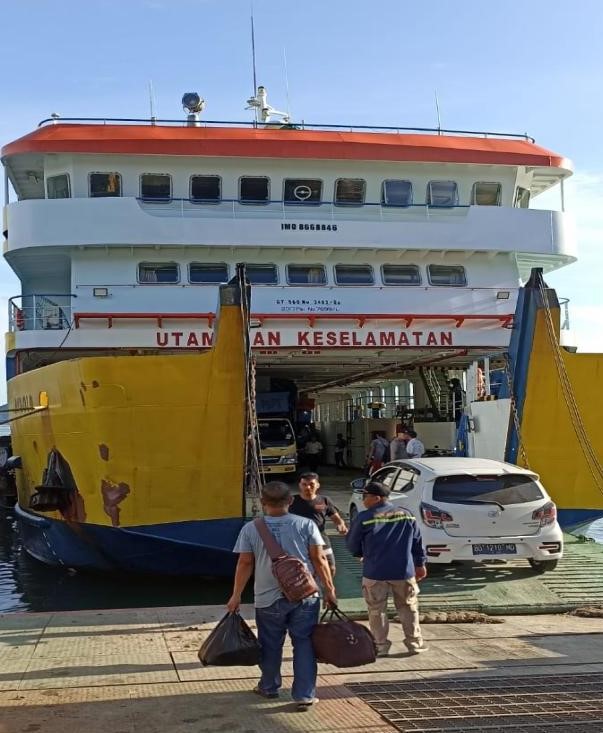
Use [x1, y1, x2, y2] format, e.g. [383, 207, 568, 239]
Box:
[2, 88, 602, 575]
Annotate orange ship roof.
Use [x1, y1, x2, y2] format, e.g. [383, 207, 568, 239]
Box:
[1, 123, 571, 170]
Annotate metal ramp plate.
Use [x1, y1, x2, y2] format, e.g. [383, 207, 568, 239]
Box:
[348, 673, 603, 732]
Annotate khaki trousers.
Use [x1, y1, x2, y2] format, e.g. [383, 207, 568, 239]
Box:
[361, 577, 422, 652]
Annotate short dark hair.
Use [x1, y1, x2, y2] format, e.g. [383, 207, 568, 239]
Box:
[299, 471, 319, 481]
[261, 481, 291, 506]
[406, 430, 417, 438]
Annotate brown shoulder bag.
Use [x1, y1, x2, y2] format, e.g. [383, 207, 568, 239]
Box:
[254, 518, 319, 603]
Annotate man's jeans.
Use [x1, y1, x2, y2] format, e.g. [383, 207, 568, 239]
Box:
[255, 596, 320, 702]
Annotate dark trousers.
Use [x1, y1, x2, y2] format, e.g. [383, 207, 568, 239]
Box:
[306, 455, 320, 472]
[334, 451, 346, 468]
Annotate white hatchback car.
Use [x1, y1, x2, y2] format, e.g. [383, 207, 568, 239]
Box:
[348, 458, 563, 572]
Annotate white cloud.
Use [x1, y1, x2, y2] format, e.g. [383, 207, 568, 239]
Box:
[565, 304, 603, 353]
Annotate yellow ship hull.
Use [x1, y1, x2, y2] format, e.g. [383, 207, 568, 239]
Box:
[9, 294, 250, 576]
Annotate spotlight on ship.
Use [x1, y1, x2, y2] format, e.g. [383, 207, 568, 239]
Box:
[182, 92, 205, 126]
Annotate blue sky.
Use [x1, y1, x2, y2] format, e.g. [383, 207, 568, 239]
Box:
[1, 0, 602, 399]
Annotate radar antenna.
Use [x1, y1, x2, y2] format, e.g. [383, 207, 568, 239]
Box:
[250, 6, 258, 122]
[246, 85, 291, 125]
[246, 7, 291, 125]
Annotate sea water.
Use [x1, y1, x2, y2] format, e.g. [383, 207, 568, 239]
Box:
[0, 508, 247, 613]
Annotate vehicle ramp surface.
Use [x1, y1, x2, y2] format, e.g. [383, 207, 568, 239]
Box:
[332, 533, 603, 616]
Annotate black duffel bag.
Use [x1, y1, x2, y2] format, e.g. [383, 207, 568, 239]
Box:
[311, 607, 377, 667]
[198, 612, 261, 667]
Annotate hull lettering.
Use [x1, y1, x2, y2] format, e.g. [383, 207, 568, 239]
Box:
[154, 328, 457, 348]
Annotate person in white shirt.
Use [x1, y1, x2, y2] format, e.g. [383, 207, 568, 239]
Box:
[403, 430, 425, 458]
[303, 435, 323, 472]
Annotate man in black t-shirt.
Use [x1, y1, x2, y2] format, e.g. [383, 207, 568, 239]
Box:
[289, 472, 348, 575]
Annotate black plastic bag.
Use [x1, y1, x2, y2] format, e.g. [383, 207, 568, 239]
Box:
[198, 612, 261, 667]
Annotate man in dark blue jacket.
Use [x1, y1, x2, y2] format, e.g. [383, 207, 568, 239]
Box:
[346, 480, 428, 656]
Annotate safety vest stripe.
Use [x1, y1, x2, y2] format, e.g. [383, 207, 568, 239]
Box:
[362, 515, 415, 525]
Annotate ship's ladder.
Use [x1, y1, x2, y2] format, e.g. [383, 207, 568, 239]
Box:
[419, 366, 452, 420]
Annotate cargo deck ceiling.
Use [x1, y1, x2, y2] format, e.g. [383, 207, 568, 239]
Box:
[253, 346, 506, 393]
[20, 346, 505, 395]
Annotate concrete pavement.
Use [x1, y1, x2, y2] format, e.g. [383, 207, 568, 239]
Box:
[1, 605, 603, 732]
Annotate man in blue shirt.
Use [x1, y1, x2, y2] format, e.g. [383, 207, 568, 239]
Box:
[346, 480, 428, 656]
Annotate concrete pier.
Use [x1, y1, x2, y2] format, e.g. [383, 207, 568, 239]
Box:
[1, 606, 603, 732]
[3, 469, 603, 730]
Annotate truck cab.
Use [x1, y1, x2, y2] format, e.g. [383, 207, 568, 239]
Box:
[258, 418, 297, 478]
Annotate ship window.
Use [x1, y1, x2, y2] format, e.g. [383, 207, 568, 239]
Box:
[89, 172, 121, 198]
[284, 178, 322, 204]
[382, 180, 412, 207]
[240, 176, 270, 204]
[287, 264, 327, 285]
[427, 180, 458, 207]
[472, 182, 502, 206]
[137, 262, 180, 284]
[190, 175, 221, 202]
[514, 186, 531, 208]
[189, 263, 229, 284]
[334, 264, 374, 285]
[427, 264, 467, 286]
[47, 174, 70, 199]
[335, 178, 366, 205]
[140, 173, 172, 202]
[246, 264, 278, 284]
[382, 265, 421, 285]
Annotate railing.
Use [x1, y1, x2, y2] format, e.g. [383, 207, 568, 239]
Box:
[9, 302, 514, 333]
[8, 294, 77, 332]
[72, 312, 514, 330]
[136, 197, 472, 221]
[37, 116, 535, 142]
[559, 297, 571, 330]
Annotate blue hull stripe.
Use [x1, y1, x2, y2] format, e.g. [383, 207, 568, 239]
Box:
[556, 508, 603, 532]
[15, 504, 247, 577]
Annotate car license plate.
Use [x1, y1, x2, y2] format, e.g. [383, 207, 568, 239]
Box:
[472, 543, 517, 555]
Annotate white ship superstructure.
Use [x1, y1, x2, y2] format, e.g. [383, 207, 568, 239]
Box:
[8, 91, 602, 577]
[2, 97, 574, 400]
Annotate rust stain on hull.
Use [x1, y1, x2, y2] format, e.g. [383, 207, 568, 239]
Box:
[98, 444, 110, 461]
[62, 491, 87, 522]
[101, 479, 130, 527]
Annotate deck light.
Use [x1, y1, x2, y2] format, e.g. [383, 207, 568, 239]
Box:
[496, 291, 510, 299]
[93, 287, 109, 297]
[182, 92, 205, 113]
